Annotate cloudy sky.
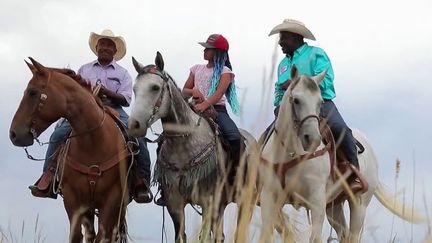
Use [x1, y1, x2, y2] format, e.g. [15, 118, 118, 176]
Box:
[1, 0, 431, 242]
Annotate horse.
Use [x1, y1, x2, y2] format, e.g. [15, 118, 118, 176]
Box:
[127, 52, 258, 242]
[9, 58, 132, 243]
[258, 65, 424, 243]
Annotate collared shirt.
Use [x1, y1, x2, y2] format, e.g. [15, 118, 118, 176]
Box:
[274, 43, 336, 106]
[78, 60, 133, 106]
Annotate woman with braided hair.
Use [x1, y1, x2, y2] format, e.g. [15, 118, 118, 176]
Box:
[184, 33, 240, 157]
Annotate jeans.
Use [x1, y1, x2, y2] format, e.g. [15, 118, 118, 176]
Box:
[43, 107, 151, 182]
[320, 100, 359, 168]
[214, 105, 241, 162]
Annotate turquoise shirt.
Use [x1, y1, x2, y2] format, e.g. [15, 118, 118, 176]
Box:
[274, 43, 336, 106]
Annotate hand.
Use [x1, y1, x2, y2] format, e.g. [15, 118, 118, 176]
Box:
[280, 79, 291, 90]
[195, 100, 210, 112]
[98, 85, 109, 98]
[192, 88, 205, 103]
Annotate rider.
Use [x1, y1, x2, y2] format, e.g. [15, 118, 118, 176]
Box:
[29, 29, 153, 203]
[269, 19, 362, 192]
[155, 34, 242, 206]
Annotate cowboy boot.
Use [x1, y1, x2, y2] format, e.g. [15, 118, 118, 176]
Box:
[348, 177, 362, 193]
[133, 178, 153, 203]
[28, 165, 58, 199]
[155, 189, 166, 207]
[348, 163, 368, 193]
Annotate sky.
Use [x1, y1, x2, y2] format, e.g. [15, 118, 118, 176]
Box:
[1, 0, 432, 242]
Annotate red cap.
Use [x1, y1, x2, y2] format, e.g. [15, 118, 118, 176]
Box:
[198, 34, 229, 51]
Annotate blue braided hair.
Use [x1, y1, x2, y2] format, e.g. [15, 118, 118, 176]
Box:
[207, 50, 240, 115]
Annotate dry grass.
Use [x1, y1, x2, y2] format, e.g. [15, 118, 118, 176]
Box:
[0, 215, 46, 243]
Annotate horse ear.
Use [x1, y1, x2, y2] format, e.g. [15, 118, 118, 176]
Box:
[155, 51, 164, 71]
[25, 59, 36, 73]
[313, 69, 327, 86]
[132, 56, 144, 74]
[28, 57, 46, 73]
[290, 65, 299, 80]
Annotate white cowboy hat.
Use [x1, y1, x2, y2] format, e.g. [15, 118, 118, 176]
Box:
[88, 29, 126, 61]
[268, 19, 316, 40]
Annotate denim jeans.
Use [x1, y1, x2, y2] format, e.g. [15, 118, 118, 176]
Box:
[320, 100, 359, 168]
[213, 105, 241, 162]
[43, 106, 151, 182]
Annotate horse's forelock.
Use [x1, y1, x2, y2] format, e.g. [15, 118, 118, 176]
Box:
[136, 64, 157, 76]
[301, 76, 320, 93]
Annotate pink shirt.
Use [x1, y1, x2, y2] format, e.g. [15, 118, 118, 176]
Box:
[190, 64, 235, 106]
[78, 60, 133, 106]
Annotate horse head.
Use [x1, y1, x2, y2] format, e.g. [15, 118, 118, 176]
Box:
[278, 65, 327, 152]
[128, 52, 172, 137]
[9, 58, 72, 147]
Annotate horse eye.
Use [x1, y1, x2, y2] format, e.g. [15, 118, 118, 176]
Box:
[28, 89, 38, 98]
[293, 97, 300, 105]
[151, 85, 160, 91]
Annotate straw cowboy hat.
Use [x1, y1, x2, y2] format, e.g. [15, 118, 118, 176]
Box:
[89, 29, 126, 61]
[269, 19, 316, 40]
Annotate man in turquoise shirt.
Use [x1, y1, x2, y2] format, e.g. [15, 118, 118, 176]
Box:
[270, 19, 363, 192]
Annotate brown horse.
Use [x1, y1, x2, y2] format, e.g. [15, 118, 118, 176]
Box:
[9, 58, 131, 243]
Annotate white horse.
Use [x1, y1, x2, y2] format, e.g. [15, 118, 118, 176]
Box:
[127, 52, 258, 243]
[258, 65, 424, 243]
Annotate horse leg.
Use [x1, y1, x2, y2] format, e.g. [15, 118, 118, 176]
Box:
[274, 209, 296, 242]
[212, 203, 226, 243]
[326, 203, 348, 242]
[166, 202, 186, 243]
[234, 191, 257, 242]
[96, 206, 125, 243]
[82, 210, 96, 243]
[96, 197, 126, 243]
[348, 197, 367, 243]
[308, 190, 326, 243]
[258, 177, 282, 243]
[200, 205, 212, 242]
[63, 197, 85, 243]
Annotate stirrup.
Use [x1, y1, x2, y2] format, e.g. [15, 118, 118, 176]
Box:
[28, 184, 57, 199]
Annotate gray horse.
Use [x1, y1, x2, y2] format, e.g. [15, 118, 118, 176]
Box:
[128, 52, 258, 243]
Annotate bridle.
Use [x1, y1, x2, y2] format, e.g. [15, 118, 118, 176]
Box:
[26, 70, 106, 150]
[139, 66, 199, 142]
[289, 94, 320, 135]
[29, 70, 52, 140]
[275, 77, 320, 138]
[143, 66, 171, 130]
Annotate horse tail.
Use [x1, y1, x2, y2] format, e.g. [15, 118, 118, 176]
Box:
[374, 183, 426, 224]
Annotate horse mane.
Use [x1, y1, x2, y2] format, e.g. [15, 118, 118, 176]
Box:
[49, 67, 104, 107]
[49, 68, 93, 92]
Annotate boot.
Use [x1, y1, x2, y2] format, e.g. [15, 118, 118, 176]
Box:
[348, 177, 362, 193]
[133, 178, 153, 203]
[155, 189, 166, 207]
[28, 166, 58, 199]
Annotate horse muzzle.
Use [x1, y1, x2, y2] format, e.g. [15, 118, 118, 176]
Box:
[127, 118, 148, 137]
[9, 126, 35, 147]
[300, 132, 321, 152]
